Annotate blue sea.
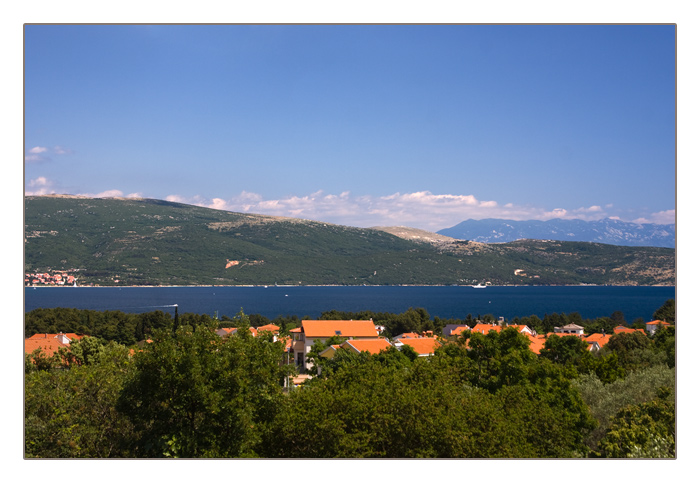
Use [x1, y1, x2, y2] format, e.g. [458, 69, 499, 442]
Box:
[24, 285, 675, 323]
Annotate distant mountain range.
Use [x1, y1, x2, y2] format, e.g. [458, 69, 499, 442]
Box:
[438, 218, 675, 248]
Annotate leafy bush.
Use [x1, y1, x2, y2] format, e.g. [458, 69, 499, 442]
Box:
[573, 365, 675, 452]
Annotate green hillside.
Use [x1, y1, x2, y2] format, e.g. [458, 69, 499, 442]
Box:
[24, 196, 675, 286]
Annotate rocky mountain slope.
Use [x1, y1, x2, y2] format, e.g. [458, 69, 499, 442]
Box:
[24, 196, 675, 286]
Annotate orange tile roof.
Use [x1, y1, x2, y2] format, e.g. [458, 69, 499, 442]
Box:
[27, 332, 84, 341]
[646, 320, 671, 326]
[62, 333, 84, 341]
[613, 326, 646, 334]
[218, 327, 258, 337]
[341, 338, 392, 355]
[585, 333, 612, 347]
[470, 323, 502, 334]
[396, 332, 421, 339]
[449, 326, 470, 336]
[526, 334, 547, 354]
[25, 338, 68, 357]
[397, 337, 441, 356]
[257, 324, 280, 333]
[301, 320, 378, 338]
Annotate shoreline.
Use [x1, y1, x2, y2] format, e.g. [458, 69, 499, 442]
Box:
[25, 283, 676, 288]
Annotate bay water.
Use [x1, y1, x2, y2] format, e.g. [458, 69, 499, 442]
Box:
[24, 285, 675, 323]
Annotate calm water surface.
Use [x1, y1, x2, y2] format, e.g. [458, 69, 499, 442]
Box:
[24, 285, 675, 322]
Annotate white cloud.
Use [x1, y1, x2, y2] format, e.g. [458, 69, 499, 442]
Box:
[74, 189, 143, 199]
[25, 177, 55, 195]
[575, 205, 603, 213]
[52, 146, 74, 155]
[29, 186, 676, 231]
[165, 190, 637, 231]
[24, 154, 46, 163]
[25, 145, 73, 163]
[634, 210, 675, 225]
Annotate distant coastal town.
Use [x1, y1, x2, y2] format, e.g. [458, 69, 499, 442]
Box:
[25, 269, 84, 286]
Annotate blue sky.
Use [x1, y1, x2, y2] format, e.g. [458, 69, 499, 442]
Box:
[24, 24, 676, 231]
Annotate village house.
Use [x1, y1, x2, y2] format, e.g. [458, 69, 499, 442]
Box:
[24, 332, 86, 361]
[554, 323, 585, 336]
[449, 325, 471, 337]
[392, 332, 421, 340]
[645, 320, 672, 336]
[291, 320, 379, 372]
[331, 338, 394, 357]
[583, 332, 612, 351]
[469, 322, 502, 335]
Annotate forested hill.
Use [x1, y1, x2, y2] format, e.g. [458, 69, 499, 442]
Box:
[24, 196, 675, 286]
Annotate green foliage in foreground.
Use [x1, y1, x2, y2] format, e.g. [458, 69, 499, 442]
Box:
[117, 320, 289, 457]
[25, 342, 135, 457]
[573, 365, 676, 453]
[25, 304, 676, 459]
[264, 330, 597, 458]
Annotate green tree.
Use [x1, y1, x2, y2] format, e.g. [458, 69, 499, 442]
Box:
[652, 326, 675, 368]
[25, 342, 135, 457]
[539, 334, 589, 366]
[264, 348, 594, 458]
[58, 336, 108, 367]
[610, 310, 626, 326]
[305, 335, 346, 375]
[652, 299, 675, 324]
[464, 328, 536, 391]
[116, 319, 288, 457]
[573, 365, 675, 453]
[602, 332, 660, 372]
[596, 388, 675, 458]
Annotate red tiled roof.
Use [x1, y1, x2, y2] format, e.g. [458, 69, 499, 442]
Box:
[613, 326, 646, 334]
[302, 320, 378, 338]
[526, 334, 547, 354]
[341, 338, 392, 355]
[27, 332, 84, 342]
[257, 324, 280, 333]
[62, 333, 84, 341]
[470, 323, 502, 334]
[506, 325, 533, 335]
[396, 332, 421, 339]
[397, 337, 441, 356]
[449, 326, 470, 336]
[218, 327, 258, 337]
[585, 333, 612, 347]
[25, 338, 68, 357]
[646, 320, 671, 326]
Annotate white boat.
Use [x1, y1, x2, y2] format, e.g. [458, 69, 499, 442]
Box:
[471, 284, 487, 288]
